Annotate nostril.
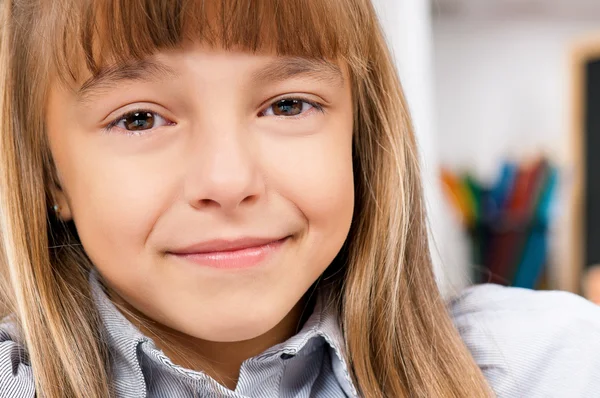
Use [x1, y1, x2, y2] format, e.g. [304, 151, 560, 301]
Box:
[196, 198, 220, 208]
[241, 194, 259, 205]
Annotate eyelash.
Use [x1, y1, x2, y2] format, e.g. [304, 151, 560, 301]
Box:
[103, 108, 173, 135]
[261, 97, 325, 118]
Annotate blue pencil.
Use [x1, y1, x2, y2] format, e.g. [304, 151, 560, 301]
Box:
[513, 166, 558, 288]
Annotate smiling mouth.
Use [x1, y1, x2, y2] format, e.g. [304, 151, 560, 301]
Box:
[167, 236, 290, 269]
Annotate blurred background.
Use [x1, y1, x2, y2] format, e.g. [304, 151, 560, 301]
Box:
[372, 0, 600, 299]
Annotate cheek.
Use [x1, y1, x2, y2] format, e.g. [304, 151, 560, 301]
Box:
[261, 124, 355, 249]
[61, 147, 176, 269]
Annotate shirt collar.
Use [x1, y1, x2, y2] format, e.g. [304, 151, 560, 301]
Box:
[89, 269, 358, 397]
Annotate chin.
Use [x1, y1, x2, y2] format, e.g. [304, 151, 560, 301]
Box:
[182, 306, 289, 343]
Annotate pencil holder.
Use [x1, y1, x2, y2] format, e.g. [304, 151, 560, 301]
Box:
[442, 157, 558, 290]
[470, 217, 550, 288]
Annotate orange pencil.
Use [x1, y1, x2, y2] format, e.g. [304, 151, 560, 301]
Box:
[440, 168, 475, 227]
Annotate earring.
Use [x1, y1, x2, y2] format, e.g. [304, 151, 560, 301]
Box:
[52, 204, 60, 215]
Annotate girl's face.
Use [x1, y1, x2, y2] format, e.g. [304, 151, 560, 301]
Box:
[45, 43, 354, 342]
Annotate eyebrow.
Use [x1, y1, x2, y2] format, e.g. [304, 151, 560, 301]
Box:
[251, 57, 344, 87]
[76, 59, 176, 104]
[75, 56, 344, 104]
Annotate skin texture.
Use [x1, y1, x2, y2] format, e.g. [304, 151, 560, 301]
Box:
[45, 43, 354, 389]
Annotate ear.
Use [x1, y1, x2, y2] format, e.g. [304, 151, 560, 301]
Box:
[50, 183, 73, 221]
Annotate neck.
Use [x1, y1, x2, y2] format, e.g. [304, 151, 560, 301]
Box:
[111, 294, 315, 390]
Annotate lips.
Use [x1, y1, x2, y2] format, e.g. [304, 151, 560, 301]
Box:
[167, 236, 290, 270]
[169, 236, 289, 255]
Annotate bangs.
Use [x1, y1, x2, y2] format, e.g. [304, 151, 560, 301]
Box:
[43, 0, 371, 84]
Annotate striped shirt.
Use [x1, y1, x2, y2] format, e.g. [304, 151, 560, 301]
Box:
[2, 272, 600, 397]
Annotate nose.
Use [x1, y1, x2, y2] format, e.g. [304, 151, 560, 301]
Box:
[183, 125, 264, 212]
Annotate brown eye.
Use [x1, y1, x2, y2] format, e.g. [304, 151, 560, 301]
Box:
[106, 110, 172, 134]
[272, 99, 303, 116]
[261, 98, 319, 117]
[124, 112, 155, 131]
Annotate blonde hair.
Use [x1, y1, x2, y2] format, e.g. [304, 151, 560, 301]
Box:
[0, 0, 493, 397]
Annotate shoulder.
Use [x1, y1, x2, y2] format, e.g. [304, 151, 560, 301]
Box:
[449, 284, 600, 398]
[0, 315, 35, 398]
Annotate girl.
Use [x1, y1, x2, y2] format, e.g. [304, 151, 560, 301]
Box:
[0, 0, 599, 397]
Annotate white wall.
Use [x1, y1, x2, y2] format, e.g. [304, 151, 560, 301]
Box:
[373, 0, 468, 293]
[433, 16, 599, 289]
[434, 18, 598, 179]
